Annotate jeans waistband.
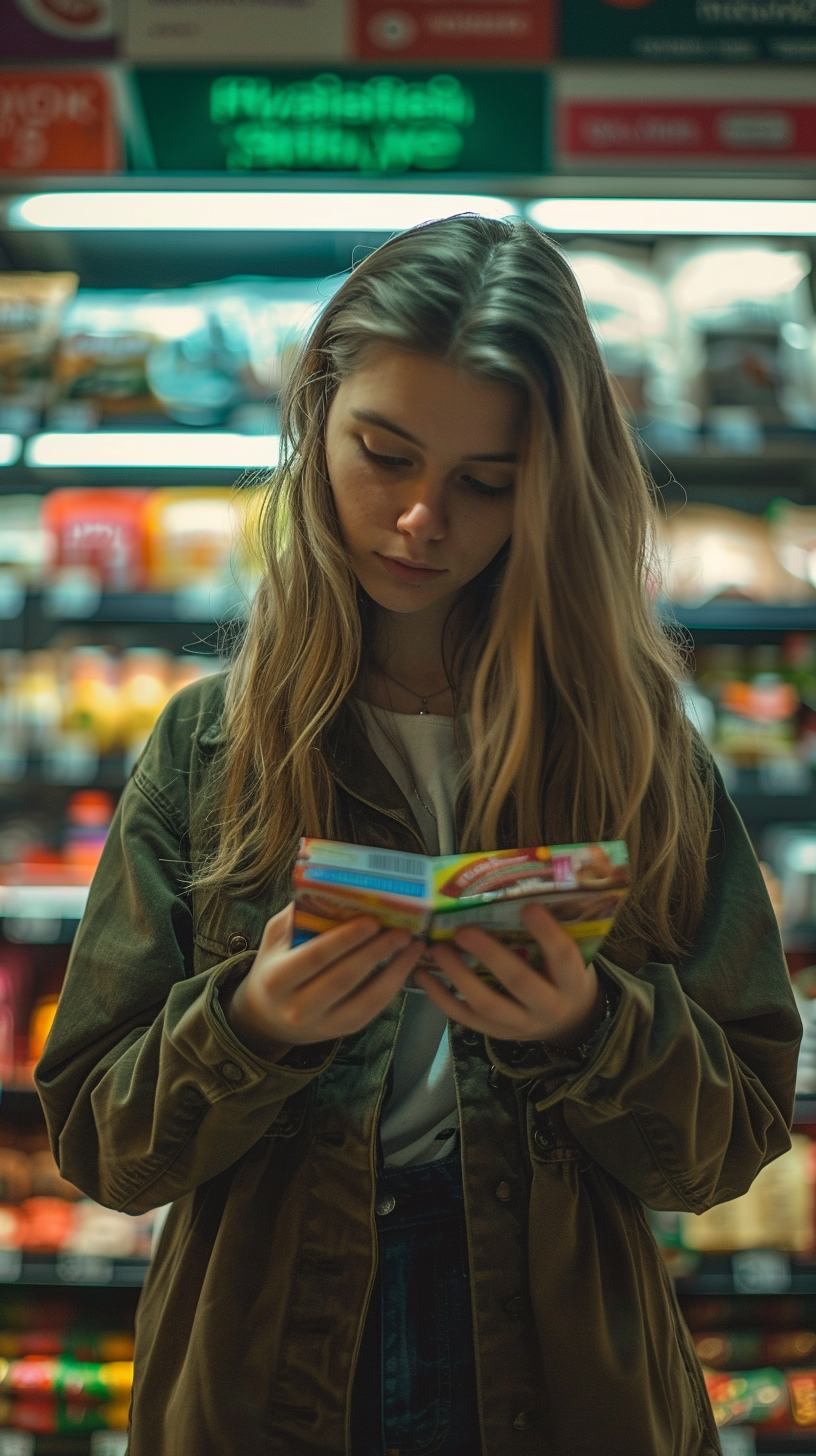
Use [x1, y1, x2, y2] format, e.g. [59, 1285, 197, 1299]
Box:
[374, 1142, 464, 1230]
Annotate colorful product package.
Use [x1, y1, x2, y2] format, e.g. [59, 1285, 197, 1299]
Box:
[292, 840, 630, 976]
[788, 1369, 816, 1427]
[41, 488, 149, 592]
[142, 487, 237, 590]
[704, 1367, 789, 1428]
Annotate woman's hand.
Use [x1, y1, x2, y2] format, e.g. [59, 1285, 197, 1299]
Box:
[225, 904, 423, 1062]
[414, 902, 606, 1048]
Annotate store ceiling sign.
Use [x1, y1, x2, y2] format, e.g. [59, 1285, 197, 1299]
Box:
[124, 0, 347, 64]
[559, 0, 816, 63]
[355, 0, 554, 60]
[134, 68, 547, 174]
[0, 68, 119, 172]
[555, 67, 816, 170]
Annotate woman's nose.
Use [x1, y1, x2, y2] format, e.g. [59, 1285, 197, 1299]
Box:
[397, 492, 446, 541]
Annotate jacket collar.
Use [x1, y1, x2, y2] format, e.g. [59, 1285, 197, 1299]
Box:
[196, 689, 425, 845]
[323, 701, 426, 844]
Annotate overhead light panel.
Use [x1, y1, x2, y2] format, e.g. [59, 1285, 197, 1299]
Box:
[24, 432, 281, 470]
[0, 434, 22, 467]
[7, 191, 515, 232]
[527, 197, 816, 236]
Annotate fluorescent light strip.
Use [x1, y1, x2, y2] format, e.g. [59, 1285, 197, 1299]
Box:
[25, 432, 281, 470]
[0, 434, 22, 467]
[527, 197, 816, 236]
[8, 191, 515, 232]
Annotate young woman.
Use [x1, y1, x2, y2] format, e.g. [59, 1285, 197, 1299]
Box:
[36, 216, 800, 1456]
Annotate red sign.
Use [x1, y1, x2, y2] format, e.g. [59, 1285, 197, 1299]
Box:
[560, 100, 816, 167]
[354, 0, 553, 61]
[0, 68, 119, 171]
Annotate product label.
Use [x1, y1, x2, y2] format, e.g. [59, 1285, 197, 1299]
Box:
[354, 0, 554, 60]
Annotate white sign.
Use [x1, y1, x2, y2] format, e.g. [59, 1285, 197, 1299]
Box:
[125, 0, 349, 63]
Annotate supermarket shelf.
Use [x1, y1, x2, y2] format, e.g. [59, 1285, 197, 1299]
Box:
[19, 589, 246, 625]
[676, 1250, 816, 1297]
[0, 1438, 127, 1456]
[662, 602, 816, 632]
[0, 887, 88, 921]
[0, 1251, 148, 1288]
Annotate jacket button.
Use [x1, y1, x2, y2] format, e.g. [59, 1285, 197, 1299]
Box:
[375, 1193, 396, 1216]
[534, 1128, 555, 1152]
[513, 1410, 538, 1430]
[220, 1061, 244, 1083]
[461, 1030, 481, 1047]
[495, 1180, 512, 1202]
[228, 933, 249, 954]
[505, 1294, 526, 1317]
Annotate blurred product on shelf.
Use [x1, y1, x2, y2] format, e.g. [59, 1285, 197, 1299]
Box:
[652, 1136, 816, 1255]
[0, 276, 333, 433]
[143, 487, 242, 590]
[790, 966, 816, 1095]
[566, 241, 816, 452]
[28, 997, 59, 1068]
[0, 1198, 154, 1259]
[42, 489, 149, 594]
[696, 1331, 816, 1371]
[704, 1366, 790, 1429]
[0, 1132, 156, 1259]
[565, 247, 682, 441]
[1, 485, 262, 600]
[657, 503, 815, 607]
[0, 1391, 130, 1432]
[0, 648, 221, 787]
[663, 244, 816, 448]
[0, 276, 78, 437]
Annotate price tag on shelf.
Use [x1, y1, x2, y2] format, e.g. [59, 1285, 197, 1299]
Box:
[718, 1430, 756, 1456]
[0, 1248, 22, 1282]
[90, 1435, 128, 1456]
[731, 1249, 791, 1295]
[56, 1252, 114, 1285]
[0, 1431, 35, 1456]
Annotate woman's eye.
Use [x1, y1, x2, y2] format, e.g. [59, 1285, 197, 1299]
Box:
[462, 474, 514, 498]
[358, 440, 412, 470]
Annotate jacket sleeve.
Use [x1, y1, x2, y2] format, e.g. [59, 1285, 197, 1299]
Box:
[34, 710, 336, 1216]
[487, 760, 803, 1213]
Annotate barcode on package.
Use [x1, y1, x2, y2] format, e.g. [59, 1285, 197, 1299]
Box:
[366, 851, 426, 881]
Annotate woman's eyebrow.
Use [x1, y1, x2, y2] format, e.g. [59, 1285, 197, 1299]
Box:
[350, 408, 517, 463]
[351, 408, 422, 445]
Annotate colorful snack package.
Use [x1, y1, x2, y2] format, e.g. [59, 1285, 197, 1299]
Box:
[704, 1367, 789, 1427]
[788, 1368, 816, 1427]
[292, 839, 630, 977]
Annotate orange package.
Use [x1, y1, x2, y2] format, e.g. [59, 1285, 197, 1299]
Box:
[42, 489, 150, 592]
[143, 488, 237, 590]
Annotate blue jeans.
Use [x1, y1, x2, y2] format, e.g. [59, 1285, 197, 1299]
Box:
[349, 1141, 483, 1456]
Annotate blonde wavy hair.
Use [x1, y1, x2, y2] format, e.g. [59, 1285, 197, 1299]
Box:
[206, 214, 713, 970]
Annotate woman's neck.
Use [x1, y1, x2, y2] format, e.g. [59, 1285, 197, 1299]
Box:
[357, 598, 465, 716]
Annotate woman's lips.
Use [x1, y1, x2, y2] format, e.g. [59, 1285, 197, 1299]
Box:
[376, 554, 448, 583]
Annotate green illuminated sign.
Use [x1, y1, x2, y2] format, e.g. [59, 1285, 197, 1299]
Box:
[209, 73, 474, 172]
[134, 68, 547, 175]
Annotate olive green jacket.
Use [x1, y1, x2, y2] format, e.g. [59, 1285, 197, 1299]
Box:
[35, 675, 801, 1456]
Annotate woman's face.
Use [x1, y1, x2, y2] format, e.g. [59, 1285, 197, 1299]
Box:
[325, 346, 524, 616]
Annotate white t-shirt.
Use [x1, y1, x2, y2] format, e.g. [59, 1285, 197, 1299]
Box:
[356, 701, 468, 1167]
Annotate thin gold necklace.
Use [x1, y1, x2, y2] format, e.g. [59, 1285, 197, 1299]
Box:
[378, 667, 452, 716]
